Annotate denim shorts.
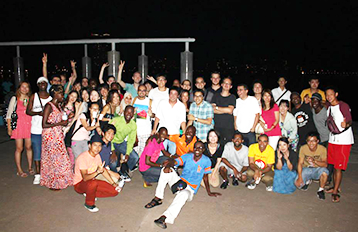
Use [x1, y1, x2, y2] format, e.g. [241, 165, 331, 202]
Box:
[299, 167, 329, 184]
[31, 134, 42, 161]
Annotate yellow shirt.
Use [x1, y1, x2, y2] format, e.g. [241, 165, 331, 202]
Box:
[300, 88, 326, 102]
[248, 143, 275, 170]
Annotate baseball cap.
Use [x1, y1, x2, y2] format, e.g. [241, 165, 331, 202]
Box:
[311, 93, 322, 101]
[37, 77, 49, 84]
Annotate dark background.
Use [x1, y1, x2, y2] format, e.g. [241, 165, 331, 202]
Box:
[1, 0, 357, 117]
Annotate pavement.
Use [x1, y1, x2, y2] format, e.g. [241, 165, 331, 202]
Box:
[0, 125, 358, 232]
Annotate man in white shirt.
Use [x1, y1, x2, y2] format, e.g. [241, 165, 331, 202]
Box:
[148, 74, 169, 115]
[233, 84, 260, 147]
[152, 87, 186, 135]
[272, 76, 291, 105]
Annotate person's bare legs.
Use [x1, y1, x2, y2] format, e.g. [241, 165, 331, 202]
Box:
[319, 172, 328, 189]
[24, 138, 33, 173]
[333, 169, 342, 194]
[15, 139, 26, 177]
[219, 166, 228, 182]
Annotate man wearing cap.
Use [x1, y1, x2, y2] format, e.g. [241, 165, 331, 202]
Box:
[291, 92, 317, 146]
[26, 77, 52, 184]
[74, 134, 122, 212]
[311, 93, 329, 147]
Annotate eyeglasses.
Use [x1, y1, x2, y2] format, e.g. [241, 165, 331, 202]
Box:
[194, 95, 203, 98]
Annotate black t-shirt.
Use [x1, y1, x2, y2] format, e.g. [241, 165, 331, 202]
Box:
[206, 86, 222, 103]
[212, 93, 236, 129]
[203, 143, 224, 168]
[274, 149, 298, 171]
[291, 103, 317, 145]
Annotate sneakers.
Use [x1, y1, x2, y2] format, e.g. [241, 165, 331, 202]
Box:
[247, 183, 256, 190]
[232, 178, 239, 186]
[220, 181, 229, 189]
[116, 179, 125, 192]
[317, 190, 325, 200]
[121, 175, 131, 182]
[266, 186, 273, 192]
[33, 174, 40, 185]
[84, 204, 99, 213]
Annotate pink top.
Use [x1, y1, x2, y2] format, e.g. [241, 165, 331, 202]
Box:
[261, 104, 282, 137]
[139, 139, 164, 172]
[74, 151, 102, 185]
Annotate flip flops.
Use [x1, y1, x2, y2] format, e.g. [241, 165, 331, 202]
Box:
[332, 194, 340, 203]
[17, 172, 28, 178]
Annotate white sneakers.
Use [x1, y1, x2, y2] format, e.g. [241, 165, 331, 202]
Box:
[266, 186, 273, 192]
[84, 204, 99, 213]
[33, 174, 40, 185]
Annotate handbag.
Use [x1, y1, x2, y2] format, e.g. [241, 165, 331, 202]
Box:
[326, 107, 348, 135]
[171, 179, 187, 194]
[6, 97, 18, 130]
[255, 116, 267, 134]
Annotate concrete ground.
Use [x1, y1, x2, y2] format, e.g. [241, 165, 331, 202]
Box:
[1, 126, 358, 232]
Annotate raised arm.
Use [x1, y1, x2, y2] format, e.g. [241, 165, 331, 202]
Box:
[117, 60, 126, 88]
[42, 53, 48, 79]
[99, 63, 109, 84]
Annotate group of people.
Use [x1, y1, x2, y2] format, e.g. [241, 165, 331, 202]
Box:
[5, 53, 354, 229]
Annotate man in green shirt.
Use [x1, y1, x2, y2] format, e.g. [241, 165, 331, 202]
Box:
[109, 105, 138, 181]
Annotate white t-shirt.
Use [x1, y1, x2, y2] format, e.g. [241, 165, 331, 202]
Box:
[221, 142, 249, 172]
[328, 103, 354, 145]
[233, 96, 260, 133]
[133, 97, 152, 136]
[31, 93, 52, 134]
[272, 87, 291, 105]
[148, 87, 169, 114]
[156, 99, 186, 135]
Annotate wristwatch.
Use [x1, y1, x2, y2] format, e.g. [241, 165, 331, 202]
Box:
[195, 117, 198, 122]
[215, 106, 218, 110]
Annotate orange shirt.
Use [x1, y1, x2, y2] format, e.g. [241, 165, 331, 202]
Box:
[169, 134, 197, 156]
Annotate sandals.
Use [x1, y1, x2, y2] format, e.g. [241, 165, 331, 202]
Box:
[143, 182, 152, 188]
[154, 216, 167, 229]
[145, 198, 162, 209]
[332, 194, 340, 203]
[28, 169, 35, 175]
[325, 186, 341, 194]
[17, 172, 28, 178]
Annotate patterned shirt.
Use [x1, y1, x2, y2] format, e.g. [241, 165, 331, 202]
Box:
[189, 100, 214, 141]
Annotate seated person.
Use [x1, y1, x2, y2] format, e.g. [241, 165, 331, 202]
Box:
[246, 134, 275, 191]
[109, 105, 139, 181]
[273, 137, 298, 194]
[295, 132, 328, 200]
[158, 127, 177, 164]
[169, 125, 197, 156]
[144, 141, 221, 229]
[139, 128, 173, 187]
[73, 134, 123, 213]
[219, 132, 249, 189]
[99, 124, 116, 167]
[202, 129, 224, 188]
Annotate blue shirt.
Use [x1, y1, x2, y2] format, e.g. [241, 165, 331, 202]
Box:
[124, 83, 138, 98]
[100, 140, 112, 166]
[175, 153, 212, 194]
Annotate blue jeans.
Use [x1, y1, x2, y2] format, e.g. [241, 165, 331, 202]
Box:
[31, 134, 42, 161]
[109, 141, 139, 172]
[140, 167, 162, 183]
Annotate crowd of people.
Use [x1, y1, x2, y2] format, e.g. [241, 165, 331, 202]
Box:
[5, 53, 354, 229]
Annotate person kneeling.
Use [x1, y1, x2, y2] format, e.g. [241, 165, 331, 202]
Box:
[144, 141, 221, 229]
[74, 134, 123, 212]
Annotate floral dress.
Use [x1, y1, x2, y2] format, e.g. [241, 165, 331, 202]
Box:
[40, 102, 73, 189]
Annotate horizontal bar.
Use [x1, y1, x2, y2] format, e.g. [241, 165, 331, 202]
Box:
[0, 38, 195, 46]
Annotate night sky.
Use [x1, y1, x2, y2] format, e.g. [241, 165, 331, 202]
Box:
[1, 0, 357, 70]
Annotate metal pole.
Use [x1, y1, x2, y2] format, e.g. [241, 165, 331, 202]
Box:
[13, 46, 24, 87]
[82, 44, 91, 79]
[180, 43, 193, 83]
[138, 43, 148, 83]
[108, 43, 119, 77]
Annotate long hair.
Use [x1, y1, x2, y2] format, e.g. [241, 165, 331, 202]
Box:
[261, 89, 275, 110]
[16, 81, 32, 98]
[63, 90, 78, 115]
